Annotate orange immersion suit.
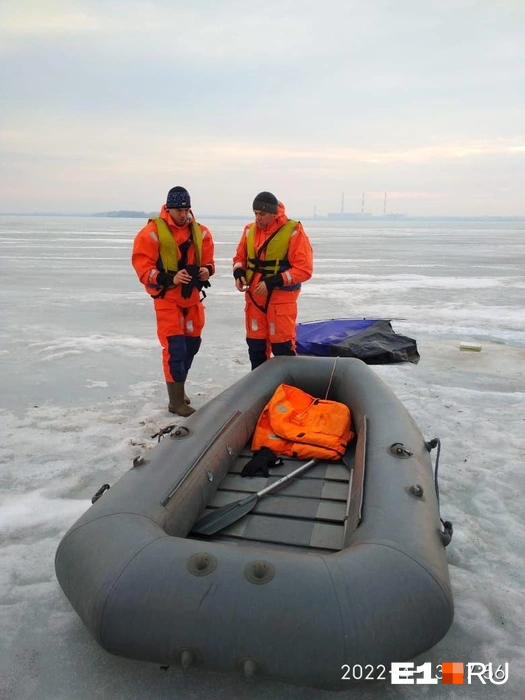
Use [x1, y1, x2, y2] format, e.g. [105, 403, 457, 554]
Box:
[132, 205, 215, 383]
[232, 202, 313, 369]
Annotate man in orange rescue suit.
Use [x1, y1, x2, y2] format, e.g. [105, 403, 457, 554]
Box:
[233, 191, 313, 370]
[132, 186, 215, 416]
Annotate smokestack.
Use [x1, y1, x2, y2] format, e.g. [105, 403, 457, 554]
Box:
[361, 192, 365, 214]
[341, 192, 345, 214]
[384, 192, 387, 215]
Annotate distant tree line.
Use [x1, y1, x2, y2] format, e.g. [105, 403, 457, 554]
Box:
[92, 210, 155, 218]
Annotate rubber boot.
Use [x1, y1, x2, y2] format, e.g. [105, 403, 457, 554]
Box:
[184, 391, 191, 405]
[166, 382, 195, 417]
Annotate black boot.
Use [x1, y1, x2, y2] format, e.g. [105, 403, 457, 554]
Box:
[166, 382, 195, 417]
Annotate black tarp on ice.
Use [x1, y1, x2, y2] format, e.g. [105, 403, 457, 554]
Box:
[296, 319, 420, 364]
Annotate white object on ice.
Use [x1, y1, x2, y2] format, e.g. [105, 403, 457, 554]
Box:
[459, 342, 482, 352]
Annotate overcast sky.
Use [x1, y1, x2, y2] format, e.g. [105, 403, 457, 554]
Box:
[1, 0, 524, 216]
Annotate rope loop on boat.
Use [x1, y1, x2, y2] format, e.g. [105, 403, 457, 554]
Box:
[425, 437, 454, 546]
[151, 424, 192, 442]
[151, 424, 177, 442]
[91, 483, 110, 504]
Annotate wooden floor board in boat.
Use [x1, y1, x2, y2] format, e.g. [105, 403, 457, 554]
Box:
[215, 513, 344, 551]
[210, 534, 335, 555]
[216, 474, 348, 501]
[199, 448, 354, 552]
[207, 491, 347, 522]
[230, 459, 349, 481]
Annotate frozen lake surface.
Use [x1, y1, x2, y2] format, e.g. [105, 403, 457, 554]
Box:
[0, 215, 524, 698]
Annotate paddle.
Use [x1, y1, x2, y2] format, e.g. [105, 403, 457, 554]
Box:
[191, 458, 318, 536]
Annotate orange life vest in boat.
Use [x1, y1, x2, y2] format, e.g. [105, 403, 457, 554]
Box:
[251, 384, 354, 461]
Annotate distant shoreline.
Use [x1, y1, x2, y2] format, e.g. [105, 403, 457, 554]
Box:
[1, 211, 525, 222]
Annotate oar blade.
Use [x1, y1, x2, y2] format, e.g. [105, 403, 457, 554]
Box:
[191, 493, 258, 536]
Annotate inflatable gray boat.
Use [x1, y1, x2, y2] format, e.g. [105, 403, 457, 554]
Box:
[55, 356, 454, 689]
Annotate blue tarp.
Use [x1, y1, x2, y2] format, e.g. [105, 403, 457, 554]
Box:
[296, 319, 420, 364]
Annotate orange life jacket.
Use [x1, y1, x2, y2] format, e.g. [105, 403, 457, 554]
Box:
[251, 384, 354, 461]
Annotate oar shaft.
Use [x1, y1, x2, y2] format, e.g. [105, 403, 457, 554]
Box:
[191, 458, 318, 536]
[256, 459, 317, 497]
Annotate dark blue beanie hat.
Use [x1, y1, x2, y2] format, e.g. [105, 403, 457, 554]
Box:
[166, 186, 191, 209]
[253, 191, 278, 214]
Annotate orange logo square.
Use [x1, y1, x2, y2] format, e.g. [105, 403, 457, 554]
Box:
[442, 662, 464, 684]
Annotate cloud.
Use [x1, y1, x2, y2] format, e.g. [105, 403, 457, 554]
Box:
[0, 2, 102, 35]
[0, 0, 524, 215]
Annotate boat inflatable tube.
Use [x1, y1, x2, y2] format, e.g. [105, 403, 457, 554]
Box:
[55, 357, 453, 689]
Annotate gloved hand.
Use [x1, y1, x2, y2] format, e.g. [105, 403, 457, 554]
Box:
[241, 447, 284, 477]
[181, 265, 201, 299]
[156, 271, 175, 287]
[263, 273, 283, 290]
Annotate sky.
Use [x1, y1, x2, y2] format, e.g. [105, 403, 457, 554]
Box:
[1, 0, 524, 217]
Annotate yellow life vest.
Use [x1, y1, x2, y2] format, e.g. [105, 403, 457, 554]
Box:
[246, 220, 298, 284]
[151, 217, 203, 273]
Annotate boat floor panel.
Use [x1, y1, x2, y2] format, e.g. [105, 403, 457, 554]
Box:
[216, 474, 348, 500]
[198, 448, 354, 553]
[217, 513, 344, 551]
[208, 491, 347, 522]
[230, 458, 350, 481]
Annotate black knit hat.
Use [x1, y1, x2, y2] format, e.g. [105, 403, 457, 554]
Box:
[252, 191, 278, 214]
[166, 186, 191, 209]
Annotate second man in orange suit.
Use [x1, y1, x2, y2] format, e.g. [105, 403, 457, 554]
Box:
[132, 186, 215, 416]
[233, 191, 313, 370]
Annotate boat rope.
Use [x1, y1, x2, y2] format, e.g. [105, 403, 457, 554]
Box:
[324, 357, 339, 399]
[425, 437, 453, 546]
[151, 424, 177, 442]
